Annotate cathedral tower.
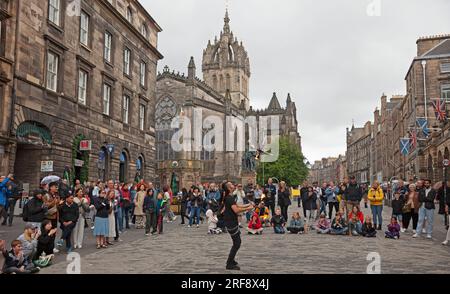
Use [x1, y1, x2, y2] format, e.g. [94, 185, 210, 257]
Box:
[202, 10, 251, 110]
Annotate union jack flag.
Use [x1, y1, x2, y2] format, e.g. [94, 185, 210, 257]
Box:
[409, 129, 417, 149]
[432, 98, 447, 121]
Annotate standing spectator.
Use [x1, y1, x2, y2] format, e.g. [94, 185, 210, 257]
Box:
[265, 178, 277, 216]
[395, 179, 408, 200]
[144, 188, 157, 236]
[401, 184, 420, 233]
[189, 187, 203, 228]
[361, 183, 369, 208]
[244, 179, 255, 203]
[325, 181, 339, 219]
[93, 190, 110, 249]
[73, 188, 90, 249]
[120, 183, 132, 230]
[391, 191, 404, 227]
[233, 184, 247, 225]
[6, 176, 20, 226]
[319, 182, 328, 216]
[413, 179, 436, 239]
[25, 190, 47, 230]
[134, 183, 146, 229]
[304, 186, 318, 222]
[442, 182, 450, 245]
[156, 192, 167, 234]
[58, 195, 79, 252]
[44, 182, 60, 229]
[163, 185, 176, 223]
[180, 188, 190, 225]
[300, 181, 310, 217]
[368, 181, 384, 230]
[253, 184, 262, 205]
[344, 176, 363, 212]
[0, 174, 13, 226]
[106, 190, 117, 245]
[277, 181, 291, 222]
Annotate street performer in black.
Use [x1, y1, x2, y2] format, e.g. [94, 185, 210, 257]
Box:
[222, 181, 254, 270]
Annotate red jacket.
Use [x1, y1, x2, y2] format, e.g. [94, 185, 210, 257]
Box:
[348, 211, 364, 223]
[121, 188, 131, 202]
[248, 212, 262, 230]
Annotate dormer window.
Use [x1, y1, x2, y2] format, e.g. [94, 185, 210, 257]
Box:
[126, 7, 133, 23]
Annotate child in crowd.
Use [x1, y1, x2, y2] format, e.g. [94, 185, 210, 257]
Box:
[271, 208, 286, 234]
[348, 210, 362, 236]
[156, 193, 167, 234]
[206, 208, 222, 234]
[316, 213, 331, 234]
[331, 214, 348, 235]
[391, 192, 404, 226]
[361, 216, 377, 237]
[287, 212, 305, 234]
[247, 212, 263, 235]
[255, 202, 270, 227]
[1, 240, 40, 274]
[385, 217, 401, 239]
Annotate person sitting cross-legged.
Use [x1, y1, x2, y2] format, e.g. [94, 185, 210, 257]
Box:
[1, 239, 40, 274]
[330, 213, 348, 235]
[271, 208, 286, 234]
[361, 216, 377, 237]
[287, 212, 306, 234]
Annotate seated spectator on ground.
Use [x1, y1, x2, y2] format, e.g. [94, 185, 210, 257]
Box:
[17, 223, 40, 260]
[348, 212, 362, 236]
[255, 202, 270, 227]
[271, 208, 286, 234]
[287, 212, 306, 234]
[385, 217, 401, 239]
[316, 213, 331, 234]
[348, 205, 364, 223]
[330, 214, 348, 235]
[206, 208, 222, 234]
[361, 216, 377, 237]
[1, 239, 40, 274]
[33, 220, 56, 266]
[247, 212, 263, 235]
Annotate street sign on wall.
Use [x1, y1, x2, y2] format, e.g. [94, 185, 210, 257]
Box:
[79, 140, 92, 151]
[41, 161, 54, 172]
[444, 159, 450, 167]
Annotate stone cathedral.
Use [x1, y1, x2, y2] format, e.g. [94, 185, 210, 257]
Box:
[155, 11, 302, 189]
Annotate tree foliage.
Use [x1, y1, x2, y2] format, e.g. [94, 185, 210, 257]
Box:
[256, 136, 308, 186]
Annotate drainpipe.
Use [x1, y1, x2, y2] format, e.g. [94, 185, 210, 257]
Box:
[421, 60, 427, 122]
[8, 0, 21, 137]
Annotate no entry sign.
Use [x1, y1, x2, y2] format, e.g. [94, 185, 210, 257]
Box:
[443, 159, 450, 167]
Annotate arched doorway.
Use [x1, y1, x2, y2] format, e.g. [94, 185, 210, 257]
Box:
[119, 150, 128, 183]
[135, 155, 144, 182]
[72, 134, 89, 185]
[14, 121, 52, 190]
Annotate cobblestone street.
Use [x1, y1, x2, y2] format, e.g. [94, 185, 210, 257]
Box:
[2, 205, 446, 274]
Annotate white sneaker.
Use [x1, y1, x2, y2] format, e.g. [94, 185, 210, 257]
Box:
[413, 230, 416, 234]
[73, 245, 78, 249]
[400, 228, 406, 233]
[145, 233, 149, 236]
[78, 245, 82, 249]
[53, 248, 60, 254]
[422, 228, 426, 234]
[196, 224, 199, 228]
[426, 234, 432, 239]
[187, 225, 191, 228]
[412, 233, 418, 238]
[442, 240, 449, 246]
[172, 216, 177, 221]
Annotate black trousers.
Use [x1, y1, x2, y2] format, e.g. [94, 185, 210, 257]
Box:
[268, 203, 275, 216]
[180, 203, 188, 224]
[60, 222, 76, 249]
[7, 198, 17, 225]
[226, 224, 241, 266]
[280, 205, 289, 221]
[145, 210, 157, 233]
[328, 202, 339, 219]
[402, 211, 419, 230]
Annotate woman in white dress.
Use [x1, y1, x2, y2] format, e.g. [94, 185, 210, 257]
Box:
[106, 190, 117, 245]
[73, 188, 91, 249]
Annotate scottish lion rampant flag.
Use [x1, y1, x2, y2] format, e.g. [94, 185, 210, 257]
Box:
[400, 138, 410, 156]
[416, 118, 430, 137]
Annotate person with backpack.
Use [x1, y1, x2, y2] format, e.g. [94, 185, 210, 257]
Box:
[0, 174, 13, 226]
[23, 190, 47, 232]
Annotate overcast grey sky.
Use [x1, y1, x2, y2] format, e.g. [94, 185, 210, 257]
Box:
[141, 0, 450, 162]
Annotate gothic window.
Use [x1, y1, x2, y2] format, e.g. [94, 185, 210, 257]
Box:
[219, 75, 224, 92]
[213, 47, 221, 63]
[226, 74, 231, 91]
[201, 128, 215, 161]
[212, 75, 217, 90]
[228, 45, 234, 61]
[156, 97, 177, 161]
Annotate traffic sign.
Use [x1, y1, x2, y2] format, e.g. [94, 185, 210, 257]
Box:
[443, 159, 450, 167]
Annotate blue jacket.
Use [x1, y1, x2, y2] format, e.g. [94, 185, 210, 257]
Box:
[206, 190, 221, 202]
[325, 186, 339, 203]
[0, 177, 10, 207]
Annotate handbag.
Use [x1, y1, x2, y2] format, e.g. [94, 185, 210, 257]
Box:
[45, 205, 58, 217]
[402, 203, 411, 214]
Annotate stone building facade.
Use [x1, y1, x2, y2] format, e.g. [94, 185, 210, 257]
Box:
[308, 156, 347, 184]
[346, 121, 372, 184]
[155, 11, 302, 189]
[0, 0, 162, 190]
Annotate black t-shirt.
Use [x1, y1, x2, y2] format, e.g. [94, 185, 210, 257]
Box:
[223, 195, 238, 227]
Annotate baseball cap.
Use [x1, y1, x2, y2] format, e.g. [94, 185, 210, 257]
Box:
[24, 223, 38, 230]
